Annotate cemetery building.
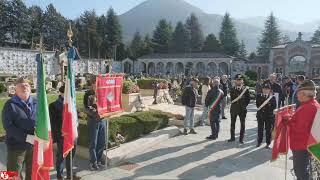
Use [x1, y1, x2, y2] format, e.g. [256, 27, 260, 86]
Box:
[122, 52, 237, 77]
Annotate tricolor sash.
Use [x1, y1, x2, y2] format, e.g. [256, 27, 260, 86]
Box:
[231, 86, 249, 104]
[258, 95, 274, 111]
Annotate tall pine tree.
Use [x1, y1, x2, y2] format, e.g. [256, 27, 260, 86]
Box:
[219, 13, 239, 56]
[238, 40, 247, 58]
[311, 27, 320, 44]
[172, 21, 189, 53]
[0, 0, 8, 44]
[203, 34, 220, 52]
[142, 34, 153, 55]
[6, 0, 29, 47]
[185, 13, 204, 52]
[79, 10, 98, 58]
[27, 5, 43, 49]
[130, 31, 144, 59]
[105, 8, 122, 59]
[152, 19, 172, 53]
[257, 13, 281, 58]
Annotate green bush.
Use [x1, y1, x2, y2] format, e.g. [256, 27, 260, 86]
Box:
[0, 83, 6, 93]
[122, 80, 140, 94]
[137, 78, 167, 89]
[110, 116, 144, 142]
[245, 70, 258, 81]
[125, 110, 170, 134]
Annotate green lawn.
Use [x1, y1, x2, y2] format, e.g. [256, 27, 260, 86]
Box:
[0, 92, 85, 136]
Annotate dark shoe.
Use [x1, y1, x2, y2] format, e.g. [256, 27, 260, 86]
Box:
[89, 163, 99, 171]
[206, 135, 216, 140]
[227, 138, 235, 142]
[256, 143, 261, 147]
[189, 129, 197, 134]
[183, 128, 188, 135]
[98, 161, 106, 169]
[265, 144, 270, 149]
[239, 140, 244, 144]
[222, 117, 227, 119]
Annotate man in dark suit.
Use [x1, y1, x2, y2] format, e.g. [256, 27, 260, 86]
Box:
[256, 81, 276, 149]
[228, 74, 250, 144]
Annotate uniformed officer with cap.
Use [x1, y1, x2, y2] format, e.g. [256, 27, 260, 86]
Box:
[228, 74, 250, 144]
[256, 81, 276, 148]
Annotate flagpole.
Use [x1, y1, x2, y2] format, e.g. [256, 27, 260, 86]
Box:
[67, 22, 74, 180]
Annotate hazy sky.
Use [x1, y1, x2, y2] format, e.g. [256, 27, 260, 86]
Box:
[25, 0, 319, 24]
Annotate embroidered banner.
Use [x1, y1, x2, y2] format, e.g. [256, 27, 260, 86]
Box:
[96, 75, 124, 116]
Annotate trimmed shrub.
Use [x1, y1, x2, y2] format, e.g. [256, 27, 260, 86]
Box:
[0, 83, 6, 93]
[122, 80, 140, 94]
[125, 110, 170, 134]
[137, 78, 167, 89]
[110, 116, 144, 142]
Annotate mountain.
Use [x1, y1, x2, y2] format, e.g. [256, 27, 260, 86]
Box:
[118, 0, 315, 52]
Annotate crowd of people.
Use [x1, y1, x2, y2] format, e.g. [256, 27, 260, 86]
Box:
[181, 73, 319, 180]
[1, 72, 319, 180]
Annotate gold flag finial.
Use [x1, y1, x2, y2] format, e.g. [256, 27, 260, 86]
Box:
[67, 22, 73, 47]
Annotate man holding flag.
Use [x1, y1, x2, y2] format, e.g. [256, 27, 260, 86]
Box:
[285, 80, 319, 180]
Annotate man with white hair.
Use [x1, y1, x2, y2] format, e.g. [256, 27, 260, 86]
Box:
[2, 77, 37, 180]
[286, 80, 319, 180]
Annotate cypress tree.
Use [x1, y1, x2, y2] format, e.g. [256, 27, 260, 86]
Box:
[219, 13, 239, 56]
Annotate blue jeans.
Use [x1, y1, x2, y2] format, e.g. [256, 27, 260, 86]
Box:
[184, 106, 195, 129]
[200, 106, 209, 125]
[56, 138, 77, 178]
[210, 111, 221, 138]
[88, 119, 106, 164]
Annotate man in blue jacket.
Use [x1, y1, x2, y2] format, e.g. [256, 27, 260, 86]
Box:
[2, 77, 37, 180]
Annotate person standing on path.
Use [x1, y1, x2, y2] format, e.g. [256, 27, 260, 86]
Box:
[2, 78, 36, 180]
[182, 78, 199, 135]
[205, 79, 224, 140]
[84, 78, 106, 171]
[255, 81, 276, 149]
[228, 74, 250, 144]
[269, 73, 283, 108]
[285, 80, 318, 180]
[49, 86, 81, 180]
[291, 75, 305, 109]
[200, 77, 211, 126]
[220, 75, 229, 119]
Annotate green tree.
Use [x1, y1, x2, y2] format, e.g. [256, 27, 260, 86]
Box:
[203, 33, 220, 52]
[257, 13, 281, 58]
[142, 34, 153, 55]
[116, 43, 127, 61]
[0, 0, 8, 44]
[185, 13, 204, 52]
[130, 31, 144, 59]
[245, 70, 258, 81]
[248, 52, 257, 60]
[6, 0, 29, 47]
[238, 40, 247, 58]
[27, 5, 44, 49]
[171, 21, 189, 52]
[43, 4, 68, 50]
[152, 19, 172, 53]
[219, 13, 239, 56]
[79, 10, 98, 58]
[105, 8, 122, 59]
[96, 15, 107, 58]
[311, 27, 320, 44]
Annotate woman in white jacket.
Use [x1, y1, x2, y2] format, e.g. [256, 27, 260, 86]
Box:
[200, 77, 211, 126]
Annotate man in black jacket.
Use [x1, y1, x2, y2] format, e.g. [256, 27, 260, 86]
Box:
[182, 78, 199, 135]
[84, 79, 106, 171]
[228, 74, 250, 144]
[205, 79, 224, 140]
[269, 74, 283, 108]
[49, 86, 80, 180]
[256, 82, 276, 149]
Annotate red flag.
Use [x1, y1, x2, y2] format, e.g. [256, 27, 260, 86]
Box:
[271, 107, 293, 161]
[96, 75, 124, 116]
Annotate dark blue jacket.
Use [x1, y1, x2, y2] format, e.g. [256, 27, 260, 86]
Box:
[49, 96, 63, 143]
[2, 96, 37, 150]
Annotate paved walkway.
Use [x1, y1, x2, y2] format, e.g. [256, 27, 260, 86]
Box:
[0, 103, 295, 180]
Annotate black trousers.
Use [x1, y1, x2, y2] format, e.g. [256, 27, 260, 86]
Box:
[292, 150, 311, 180]
[257, 116, 272, 145]
[56, 138, 77, 178]
[230, 111, 247, 141]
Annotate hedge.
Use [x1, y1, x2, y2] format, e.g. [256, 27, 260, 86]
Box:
[122, 80, 140, 94]
[77, 110, 171, 147]
[137, 78, 167, 89]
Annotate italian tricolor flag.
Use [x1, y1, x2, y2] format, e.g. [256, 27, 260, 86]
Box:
[62, 47, 79, 157]
[308, 108, 320, 162]
[32, 54, 54, 180]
